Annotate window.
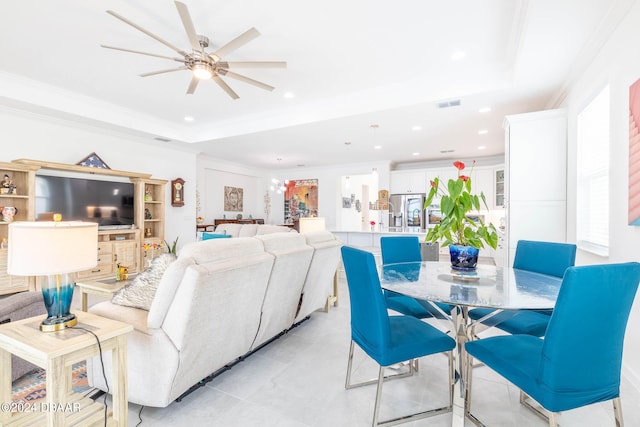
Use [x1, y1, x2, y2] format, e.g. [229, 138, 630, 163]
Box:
[576, 85, 610, 256]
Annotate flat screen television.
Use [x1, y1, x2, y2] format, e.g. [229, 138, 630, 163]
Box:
[35, 174, 135, 229]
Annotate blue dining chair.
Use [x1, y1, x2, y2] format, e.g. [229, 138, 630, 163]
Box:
[465, 262, 640, 426]
[469, 240, 576, 337]
[380, 236, 450, 319]
[341, 246, 456, 426]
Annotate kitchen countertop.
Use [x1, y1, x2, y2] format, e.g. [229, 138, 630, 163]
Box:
[331, 228, 429, 234]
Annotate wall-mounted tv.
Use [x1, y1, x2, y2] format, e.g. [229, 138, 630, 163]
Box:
[35, 174, 134, 230]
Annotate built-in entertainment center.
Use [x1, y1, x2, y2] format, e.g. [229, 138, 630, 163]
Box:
[0, 159, 166, 294]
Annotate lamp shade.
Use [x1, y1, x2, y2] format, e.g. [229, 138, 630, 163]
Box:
[7, 221, 98, 276]
[298, 217, 326, 233]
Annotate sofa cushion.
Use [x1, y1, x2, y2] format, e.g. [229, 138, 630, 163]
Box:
[179, 237, 266, 264]
[256, 225, 295, 235]
[238, 224, 259, 237]
[147, 257, 196, 328]
[214, 223, 242, 237]
[111, 253, 176, 311]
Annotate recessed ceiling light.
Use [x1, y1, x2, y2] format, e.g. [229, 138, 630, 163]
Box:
[412, 152, 420, 156]
[411, 125, 422, 131]
[478, 107, 491, 113]
[478, 129, 488, 135]
[450, 51, 466, 61]
[374, 145, 382, 150]
[184, 116, 194, 122]
[478, 145, 487, 150]
[283, 92, 295, 99]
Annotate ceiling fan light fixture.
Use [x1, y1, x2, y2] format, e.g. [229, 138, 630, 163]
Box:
[193, 63, 213, 80]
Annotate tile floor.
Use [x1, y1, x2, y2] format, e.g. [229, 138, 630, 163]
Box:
[83, 276, 640, 427]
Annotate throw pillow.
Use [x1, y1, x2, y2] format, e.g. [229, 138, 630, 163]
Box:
[111, 253, 176, 310]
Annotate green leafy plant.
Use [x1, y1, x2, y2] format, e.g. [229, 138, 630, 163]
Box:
[164, 236, 179, 255]
[424, 161, 498, 249]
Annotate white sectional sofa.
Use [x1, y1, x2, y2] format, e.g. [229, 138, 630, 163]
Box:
[87, 230, 341, 408]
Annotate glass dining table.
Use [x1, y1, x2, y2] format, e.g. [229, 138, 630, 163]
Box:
[379, 261, 563, 427]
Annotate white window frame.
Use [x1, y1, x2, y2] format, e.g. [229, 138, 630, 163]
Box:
[576, 84, 610, 256]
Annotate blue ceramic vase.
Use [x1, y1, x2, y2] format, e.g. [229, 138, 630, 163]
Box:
[449, 244, 479, 271]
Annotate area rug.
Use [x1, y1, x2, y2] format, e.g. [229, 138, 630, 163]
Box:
[11, 361, 90, 404]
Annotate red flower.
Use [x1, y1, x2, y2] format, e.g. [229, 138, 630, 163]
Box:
[370, 220, 376, 226]
[460, 175, 469, 181]
[453, 161, 465, 170]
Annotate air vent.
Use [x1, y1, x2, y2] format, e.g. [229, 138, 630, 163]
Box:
[436, 99, 461, 109]
[440, 149, 456, 154]
[154, 137, 171, 142]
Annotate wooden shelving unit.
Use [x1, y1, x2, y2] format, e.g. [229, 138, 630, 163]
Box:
[0, 162, 39, 294]
[0, 159, 166, 290]
[132, 178, 167, 268]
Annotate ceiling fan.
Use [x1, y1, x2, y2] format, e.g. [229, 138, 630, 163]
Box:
[101, 1, 286, 99]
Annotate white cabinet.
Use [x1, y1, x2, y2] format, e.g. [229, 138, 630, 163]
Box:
[494, 168, 505, 208]
[471, 167, 494, 210]
[503, 109, 567, 266]
[390, 170, 426, 194]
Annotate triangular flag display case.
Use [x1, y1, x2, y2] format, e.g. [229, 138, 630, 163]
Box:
[76, 152, 110, 169]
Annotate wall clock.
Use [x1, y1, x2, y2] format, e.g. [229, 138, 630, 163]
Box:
[171, 178, 185, 207]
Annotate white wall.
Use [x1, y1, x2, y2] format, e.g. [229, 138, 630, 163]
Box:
[0, 107, 198, 249]
[562, 0, 640, 387]
[197, 157, 265, 222]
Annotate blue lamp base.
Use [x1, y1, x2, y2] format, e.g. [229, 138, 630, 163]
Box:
[40, 274, 77, 332]
[40, 313, 77, 332]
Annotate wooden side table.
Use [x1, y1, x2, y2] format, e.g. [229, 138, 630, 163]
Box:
[75, 277, 134, 312]
[0, 311, 133, 426]
[196, 223, 215, 232]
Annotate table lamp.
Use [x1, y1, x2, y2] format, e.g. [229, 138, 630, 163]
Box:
[7, 220, 98, 332]
[298, 217, 326, 233]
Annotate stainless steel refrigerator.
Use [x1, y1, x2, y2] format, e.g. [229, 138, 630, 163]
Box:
[388, 193, 426, 231]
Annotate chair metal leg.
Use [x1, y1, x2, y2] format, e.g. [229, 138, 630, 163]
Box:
[345, 341, 356, 389]
[345, 341, 414, 390]
[448, 351, 454, 407]
[520, 391, 558, 424]
[372, 366, 385, 427]
[613, 397, 624, 427]
[346, 341, 452, 426]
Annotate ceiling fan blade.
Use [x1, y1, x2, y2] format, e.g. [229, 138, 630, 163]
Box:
[101, 45, 185, 63]
[218, 70, 274, 91]
[211, 27, 260, 60]
[140, 67, 188, 77]
[106, 10, 188, 56]
[186, 76, 199, 94]
[218, 61, 287, 69]
[174, 1, 203, 53]
[212, 76, 239, 99]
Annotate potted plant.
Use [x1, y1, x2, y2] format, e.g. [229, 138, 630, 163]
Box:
[424, 161, 498, 270]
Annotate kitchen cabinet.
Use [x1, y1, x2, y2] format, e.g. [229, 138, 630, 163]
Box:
[471, 167, 494, 209]
[390, 170, 426, 194]
[503, 109, 567, 266]
[494, 168, 505, 208]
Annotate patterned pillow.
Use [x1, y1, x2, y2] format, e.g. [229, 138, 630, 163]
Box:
[111, 253, 176, 310]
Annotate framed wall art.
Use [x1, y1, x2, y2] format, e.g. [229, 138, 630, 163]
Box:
[224, 186, 243, 211]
